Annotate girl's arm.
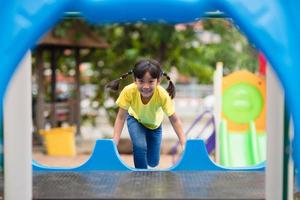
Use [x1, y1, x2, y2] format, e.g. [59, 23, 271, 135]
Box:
[169, 113, 186, 148]
[112, 108, 128, 145]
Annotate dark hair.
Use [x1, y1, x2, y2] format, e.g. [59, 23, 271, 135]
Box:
[105, 59, 176, 99]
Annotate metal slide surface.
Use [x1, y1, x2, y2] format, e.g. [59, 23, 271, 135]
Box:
[30, 171, 265, 199]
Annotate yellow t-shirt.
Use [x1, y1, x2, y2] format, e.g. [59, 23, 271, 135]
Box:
[116, 83, 175, 129]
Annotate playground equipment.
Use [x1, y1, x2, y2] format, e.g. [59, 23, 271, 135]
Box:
[33, 139, 265, 172]
[1, 0, 299, 200]
[39, 126, 76, 156]
[217, 70, 266, 167]
[170, 110, 215, 163]
[171, 69, 266, 168]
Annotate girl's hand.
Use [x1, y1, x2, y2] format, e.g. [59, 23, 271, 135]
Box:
[112, 135, 120, 145]
[178, 143, 185, 154]
[180, 142, 186, 151]
[181, 143, 185, 150]
[180, 137, 186, 149]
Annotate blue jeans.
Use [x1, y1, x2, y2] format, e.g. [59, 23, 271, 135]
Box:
[127, 115, 162, 169]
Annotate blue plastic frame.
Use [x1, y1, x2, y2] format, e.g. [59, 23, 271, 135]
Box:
[1, 0, 299, 179]
[33, 139, 264, 171]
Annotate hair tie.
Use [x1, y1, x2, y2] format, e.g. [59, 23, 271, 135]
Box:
[163, 72, 171, 81]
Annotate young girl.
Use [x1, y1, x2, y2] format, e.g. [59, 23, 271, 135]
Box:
[106, 59, 186, 169]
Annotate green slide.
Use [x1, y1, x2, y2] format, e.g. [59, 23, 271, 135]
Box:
[220, 81, 266, 167]
[219, 120, 266, 167]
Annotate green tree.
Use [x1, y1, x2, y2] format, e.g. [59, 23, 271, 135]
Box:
[34, 18, 259, 125]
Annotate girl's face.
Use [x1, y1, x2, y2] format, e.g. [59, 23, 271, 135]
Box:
[135, 72, 160, 99]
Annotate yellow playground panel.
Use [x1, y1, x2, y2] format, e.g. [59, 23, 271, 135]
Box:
[39, 126, 76, 156]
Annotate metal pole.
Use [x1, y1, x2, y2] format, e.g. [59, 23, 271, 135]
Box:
[266, 65, 284, 200]
[4, 52, 32, 200]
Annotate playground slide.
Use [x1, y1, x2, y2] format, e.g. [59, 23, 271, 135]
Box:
[219, 120, 266, 167]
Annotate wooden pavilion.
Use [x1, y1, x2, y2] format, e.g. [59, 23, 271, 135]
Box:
[34, 20, 109, 135]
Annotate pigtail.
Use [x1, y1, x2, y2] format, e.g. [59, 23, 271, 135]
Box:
[105, 70, 133, 91]
[163, 72, 176, 99]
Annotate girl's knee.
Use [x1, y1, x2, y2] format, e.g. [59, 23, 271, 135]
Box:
[133, 143, 147, 153]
